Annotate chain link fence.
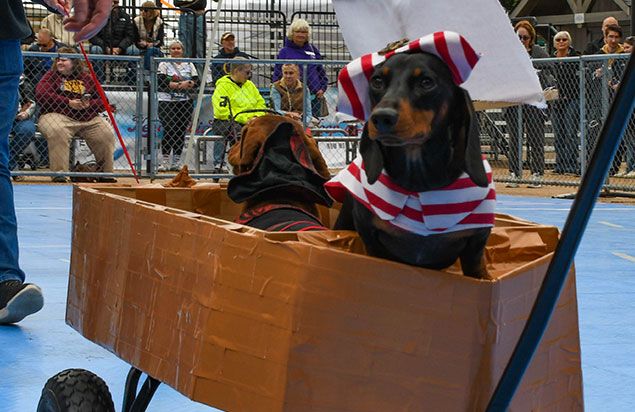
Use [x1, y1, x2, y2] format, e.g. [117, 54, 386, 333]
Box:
[10, 52, 635, 192]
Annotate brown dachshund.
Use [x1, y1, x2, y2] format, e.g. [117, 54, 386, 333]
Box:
[227, 114, 333, 231]
[329, 52, 495, 278]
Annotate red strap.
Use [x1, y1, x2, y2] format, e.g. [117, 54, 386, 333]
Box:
[78, 43, 139, 183]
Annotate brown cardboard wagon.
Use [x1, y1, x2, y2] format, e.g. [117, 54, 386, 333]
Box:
[60, 184, 583, 411]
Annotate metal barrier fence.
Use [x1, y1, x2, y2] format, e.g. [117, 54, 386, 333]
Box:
[10, 52, 635, 193]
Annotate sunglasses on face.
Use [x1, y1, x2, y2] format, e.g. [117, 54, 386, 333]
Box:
[555, 38, 568, 42]
[518, 34, 531, 41]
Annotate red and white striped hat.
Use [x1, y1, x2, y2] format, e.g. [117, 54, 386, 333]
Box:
[337, 31, 480, 120]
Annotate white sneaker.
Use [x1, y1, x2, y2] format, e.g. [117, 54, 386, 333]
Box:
[170, 155, 181, 171]
[527, 173, 543, 188]
[157, 155, 170, 172]
[506, 172, 519, 188]
[614, 171, 627, 177]
[625, 170, 635, 178]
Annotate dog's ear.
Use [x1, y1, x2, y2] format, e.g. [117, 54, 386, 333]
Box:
[453, 88, 488, 187]
[359, 123, 384, 184]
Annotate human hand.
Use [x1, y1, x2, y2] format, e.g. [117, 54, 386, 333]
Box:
[316, 90, 324, 98]
[69, 99, 88, 110]
[285, 112, 301, 121]
[138, 40, 148, 48]
[15, 112, 28, 121]
[41, 0, 70, 15]
[112, 48, 122, 55]
[62, 0, 111, 42]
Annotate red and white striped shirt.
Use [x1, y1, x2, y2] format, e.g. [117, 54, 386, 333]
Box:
[325, 156, 496, 236]
[337, 31, 480, 121]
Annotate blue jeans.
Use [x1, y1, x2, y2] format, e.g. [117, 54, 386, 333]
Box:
[0, 40, 26, 283]
[126, 45, 164, 71]
[551, 100, 580, 174]
[8, 118, 36, 171]
[178, 13, 205, 58]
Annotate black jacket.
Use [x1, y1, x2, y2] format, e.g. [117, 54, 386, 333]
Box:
[89, 7, 135, 51]
[212, 47, 251, 80]
[551, 48, 582, 101]
[4, 0, 55, 40]
[583, 36, 605, 55]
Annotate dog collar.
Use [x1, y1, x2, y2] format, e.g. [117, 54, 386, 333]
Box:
[337, 31, 480, 121]
[325, 156, 496, 236]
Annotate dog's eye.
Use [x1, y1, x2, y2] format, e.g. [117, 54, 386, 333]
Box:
[370, 77, 385, 90]
[419, 77, 435, 90]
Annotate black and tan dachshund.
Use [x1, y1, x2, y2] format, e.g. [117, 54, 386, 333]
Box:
[331, 52, 495, 278]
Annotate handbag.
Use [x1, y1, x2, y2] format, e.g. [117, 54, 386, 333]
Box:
[314, 94, 329, 118]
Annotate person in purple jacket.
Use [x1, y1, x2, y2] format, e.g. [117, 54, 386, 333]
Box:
[272, 19, 329, 117]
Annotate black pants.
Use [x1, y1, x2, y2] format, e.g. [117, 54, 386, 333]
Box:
[504, 105, 546, 176]
[158, 99, 193, 156]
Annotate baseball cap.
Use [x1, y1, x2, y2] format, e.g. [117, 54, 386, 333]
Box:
[221, 32, 235, 41]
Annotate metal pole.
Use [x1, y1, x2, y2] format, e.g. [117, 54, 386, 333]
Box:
[486, 53, 635, 412]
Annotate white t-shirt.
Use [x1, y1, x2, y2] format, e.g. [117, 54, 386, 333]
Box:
[157, 61, 198, 102]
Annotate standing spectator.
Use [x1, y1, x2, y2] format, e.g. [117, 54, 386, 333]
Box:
[592, 24, 625, 175]
[551, 31, 581, 175]
[9, 74, 37, 181]
[505, 20, 550, 188]
[583, 16, 618, 55]
[1, 0, 110, 325]
[128, 1, 165, 72]
[40, 12, 77, 47]
[89, 0, 135, 82]
[175, 0, 207, 58]
[270, 63, 312, 123]
[617, 37, 635, 177]
[25, 28, 65, 83]
[272, 19, 328, 118]
[157, 41, 199, 171]
[36, 48, 115, 183]
[211, 59, 266, 173]
[212, 32, 251, 81]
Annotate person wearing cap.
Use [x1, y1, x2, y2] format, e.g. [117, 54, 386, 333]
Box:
[211, 32, 251, 80]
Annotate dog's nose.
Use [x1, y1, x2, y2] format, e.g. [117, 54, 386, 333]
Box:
[370, 108, 399, 134]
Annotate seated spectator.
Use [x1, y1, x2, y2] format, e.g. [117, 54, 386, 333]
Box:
[157, 41, 199, 171]
[89, 0, 135, 82]
[270, 63, 312, 123]
[40, 12, 77, 47]
[272, 19, 329, 117]
[9, 75, 37, 181]
[212, 32, 251, 81]
[211, 58, 266, 172]
[35, 48, 115, 183]
[128, 1, 165, 71]
[25, 28, 65, 83]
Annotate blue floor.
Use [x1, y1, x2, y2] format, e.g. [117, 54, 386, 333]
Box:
[1, 185, 634, 411]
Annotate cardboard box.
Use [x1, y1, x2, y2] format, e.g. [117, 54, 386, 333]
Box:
[67, 184, 583, 411]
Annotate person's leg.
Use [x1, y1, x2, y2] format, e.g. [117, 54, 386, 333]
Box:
[38, 113, 74, 173]
[0, 39, 43, 324]
[178, 13, 193, 58]
[195, 14, 205, 58]
[211, 119, 233, 168]
[77, 117, 115, 172]
[158, 101, 176, 157]
[144, 47, 164, 72]
[172, 100, 193, 158]
[526, 107, 545, 176]
[551, 103, 566, 173]
[0, 40, 25, 283]
[8, 119, 35, 171]
[504, 106, 522, 177]
[563, 101, 580, 174]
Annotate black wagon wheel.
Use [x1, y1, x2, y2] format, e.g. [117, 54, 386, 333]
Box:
[37, 368, 115, 412]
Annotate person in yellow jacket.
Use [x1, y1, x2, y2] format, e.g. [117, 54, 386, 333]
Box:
[211, 58, 266, 172]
